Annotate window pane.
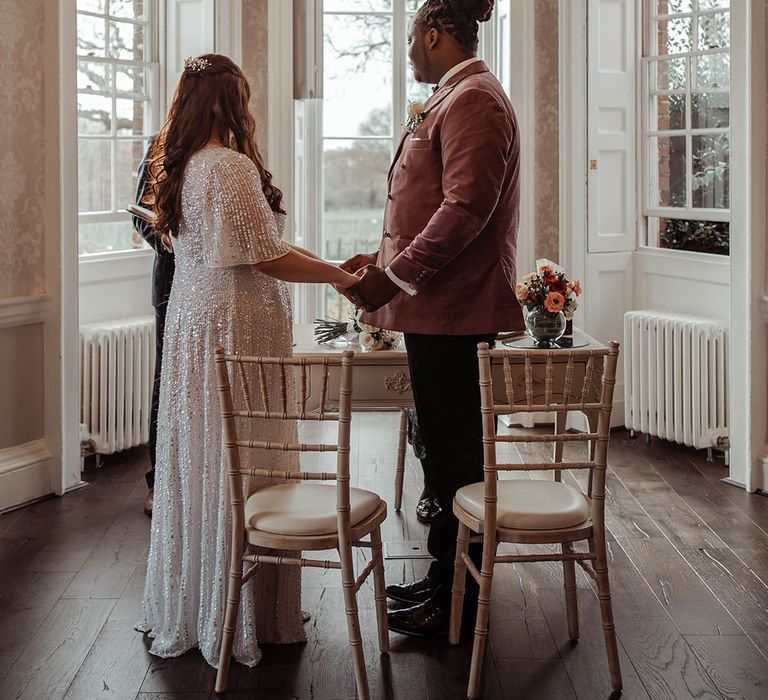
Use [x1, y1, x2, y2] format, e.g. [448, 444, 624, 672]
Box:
[78, 138, 112, 212]
[79, 0, 106, 12]
[652, 135, 687, 207]
[699, 0, 729, 10]
[323, 139, 390, 260]
[656, 217, 729, 255]
[655, 17, 693, 54]
[325, 287, 356, 323]
[698, 11, 729, 50]
[694, 52, 729, 89]
[78, 60, 111, 93]
[654, 56, 687, 90]
[652, 94, 686, 130]
[109, 0, 145, 19]
[77, 13, 106, 57]
[79, 220, 138, 255]
[691, 92, 729, 128]
[78, 94, 111, 134]
[116, 139, 145, 209]
[324, 0, 392, 10]
[692, 134, 729, 208]
[657, 0, 693, 13]
[110, 20, 145, 61]
[115, 65, 145, 95]
[116, 98, 146, 136]
[323, 14, 393, 137]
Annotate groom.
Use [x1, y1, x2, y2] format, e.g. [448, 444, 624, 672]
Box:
[342, 0, 524, 637]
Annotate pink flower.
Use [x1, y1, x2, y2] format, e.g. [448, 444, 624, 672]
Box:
[568, 279, 583, 296]
[515, 283, 530, 302]
[544, 291, 565, 313]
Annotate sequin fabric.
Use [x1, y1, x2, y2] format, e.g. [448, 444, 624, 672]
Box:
[138, 145, 305, 668]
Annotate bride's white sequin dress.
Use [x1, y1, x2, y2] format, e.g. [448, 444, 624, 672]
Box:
[138, 145, 305, 667]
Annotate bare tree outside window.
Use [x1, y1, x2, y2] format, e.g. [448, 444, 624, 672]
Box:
[77, 0, 154, 255]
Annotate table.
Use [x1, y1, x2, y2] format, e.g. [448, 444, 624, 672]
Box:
[293, 323, 606, 511]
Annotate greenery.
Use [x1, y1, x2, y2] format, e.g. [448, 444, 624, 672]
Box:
[660, 219, 730, 256]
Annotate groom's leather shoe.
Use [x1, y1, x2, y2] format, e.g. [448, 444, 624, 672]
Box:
[415, 496, 441, 523]
[387, 599, 449, 638]
[386, 576, 438, 605]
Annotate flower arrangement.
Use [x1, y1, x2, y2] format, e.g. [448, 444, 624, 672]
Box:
[404, 101, 427, 134]
[515, 259, 582, 319]
[314, 311, 402, 351]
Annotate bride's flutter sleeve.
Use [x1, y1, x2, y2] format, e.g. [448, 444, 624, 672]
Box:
[203, 153, 291, 268]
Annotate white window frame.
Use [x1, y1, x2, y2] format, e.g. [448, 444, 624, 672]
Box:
[641, 0, 731, 249]
[76, 0, 161, 258]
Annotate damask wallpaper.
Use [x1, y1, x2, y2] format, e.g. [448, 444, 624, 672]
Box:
[534, 0, 560, 264]
[242, 0, 270, 158]
[0, 0, 46, 298]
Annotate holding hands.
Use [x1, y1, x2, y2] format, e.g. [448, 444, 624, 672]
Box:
[339, 251, 400, 313]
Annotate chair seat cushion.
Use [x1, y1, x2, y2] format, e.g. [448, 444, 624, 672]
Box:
[455, 479, 590, 531]
[244, 483, 382, 536]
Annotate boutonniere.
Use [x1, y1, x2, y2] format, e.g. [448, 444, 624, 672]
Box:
[404, 101, 427, 134]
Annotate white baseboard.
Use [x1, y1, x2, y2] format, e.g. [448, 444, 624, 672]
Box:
[0, 439, 53, 511]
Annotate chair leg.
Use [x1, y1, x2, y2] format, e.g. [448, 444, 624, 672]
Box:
[339, 542, 370, 700]
[215, 558, 244, 693]
[394, 409, 407, 512]
[593, 535, 623, 691]
[467, 539, 497, 700]
[370, 526, 390, 653]
[449, 521, 471, 645]
[562, 542, 579, 641]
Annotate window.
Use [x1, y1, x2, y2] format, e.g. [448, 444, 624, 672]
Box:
[77, 0, 158, 255]
[643, 0, 730, 256]
[321, 0, 431, 318]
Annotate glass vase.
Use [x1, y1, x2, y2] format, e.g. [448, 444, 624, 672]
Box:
[525, 308, 566, 348]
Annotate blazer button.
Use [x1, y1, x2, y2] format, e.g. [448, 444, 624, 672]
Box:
[401, 163, 406, 169]
[387, 193, 393, 200]
[383, 230, 391, 238]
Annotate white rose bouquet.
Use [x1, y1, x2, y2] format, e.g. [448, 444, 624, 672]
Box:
[314, 310, 402, 351]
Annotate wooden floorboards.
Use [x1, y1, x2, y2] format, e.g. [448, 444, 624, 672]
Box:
[1, 416, 767, 699]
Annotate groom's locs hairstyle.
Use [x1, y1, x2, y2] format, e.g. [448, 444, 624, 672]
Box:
[413, 0, 495, 52]
[143, 53, 283, 242]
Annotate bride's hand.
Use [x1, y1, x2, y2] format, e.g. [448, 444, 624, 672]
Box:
[334, 269, 361, 290]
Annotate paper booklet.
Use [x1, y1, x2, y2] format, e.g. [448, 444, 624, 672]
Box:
[126, 204, 156, 222]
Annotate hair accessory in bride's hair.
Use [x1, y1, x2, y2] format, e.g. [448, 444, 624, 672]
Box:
[184, 56, 211, 73]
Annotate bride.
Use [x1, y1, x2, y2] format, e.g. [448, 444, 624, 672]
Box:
[137, 53, 358, 667]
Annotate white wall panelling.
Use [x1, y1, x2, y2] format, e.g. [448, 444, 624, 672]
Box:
[587, 0, 636, 254]
[586, 251, 634, 424]
[165, 0, 215, 105]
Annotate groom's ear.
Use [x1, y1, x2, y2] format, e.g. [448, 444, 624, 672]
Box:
[425, 28, 440, 51]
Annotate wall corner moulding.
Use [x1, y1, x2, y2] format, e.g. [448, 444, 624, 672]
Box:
[0, 295, 52, 330]
[0, 439, 53, 512]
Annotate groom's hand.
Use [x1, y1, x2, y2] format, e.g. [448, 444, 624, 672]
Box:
[340, 251, 378, 274]
[349, 265, 400, 312]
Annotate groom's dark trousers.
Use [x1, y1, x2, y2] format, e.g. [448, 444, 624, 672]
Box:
[405, 332, 495, 610]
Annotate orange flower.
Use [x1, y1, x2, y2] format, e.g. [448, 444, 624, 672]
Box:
[544, 291, 565, 313]
[515, 283, 530, 302]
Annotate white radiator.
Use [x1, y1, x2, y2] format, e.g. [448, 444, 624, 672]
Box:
[79, 317, 156, 455]
[623, 310, 728, 450]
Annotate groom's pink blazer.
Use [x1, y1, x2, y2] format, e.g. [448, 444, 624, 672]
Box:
[363, 60, 524, 336]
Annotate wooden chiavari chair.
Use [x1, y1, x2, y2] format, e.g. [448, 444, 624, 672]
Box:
[213, 348, 388, 699]
[449, 342, 622, 699]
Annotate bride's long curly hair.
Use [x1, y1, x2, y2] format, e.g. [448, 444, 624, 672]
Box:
[142, 54, 283, 245]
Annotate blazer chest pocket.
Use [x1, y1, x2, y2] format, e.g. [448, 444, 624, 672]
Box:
[407, 137, 432, 150]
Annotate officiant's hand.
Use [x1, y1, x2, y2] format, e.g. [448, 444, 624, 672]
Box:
[347, 265, 399, 312]
[340, 251, 378, 274]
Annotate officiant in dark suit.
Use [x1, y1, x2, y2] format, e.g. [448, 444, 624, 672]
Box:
[132, 137, 174, 517]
